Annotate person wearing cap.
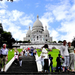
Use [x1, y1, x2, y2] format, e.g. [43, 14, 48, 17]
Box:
[0, 44, 8, 72]
[60, 40, 69, 72]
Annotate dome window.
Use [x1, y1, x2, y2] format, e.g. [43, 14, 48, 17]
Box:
[46, 39, 47, 41]
[40, 35, 42, 38]
[33, 35, 35, 38]
[28, 35, 30, 37]
[37, 36, 38, 40]
[46, 35, 47, 37]
[28, 40, 30, 41]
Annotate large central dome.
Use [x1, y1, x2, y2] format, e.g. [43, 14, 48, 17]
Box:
[32, 15, 44, 33]
[33, 15, 43, 27]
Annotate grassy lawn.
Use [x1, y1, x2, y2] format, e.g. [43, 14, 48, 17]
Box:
[5, 48, 60, 67]
[36, 49, 60, 67]
[7, 49, 23, 63]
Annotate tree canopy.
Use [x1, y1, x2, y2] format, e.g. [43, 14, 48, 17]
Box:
[0, 23, 15, 48]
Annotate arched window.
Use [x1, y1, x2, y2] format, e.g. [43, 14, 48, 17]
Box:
[28, 35, 30, 37]
[46, 39, 47, 41]
[33, 35, 35, 38]
[37, 36, 38, 40]
[28, 40, 30, 41]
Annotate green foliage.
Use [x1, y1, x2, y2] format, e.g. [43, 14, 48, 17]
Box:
[0, 23, 16, 48]
[72, 40, 75, 48]
[53, 41, 57, 43]
[0, 23, 3, 33]
[58, 40, 63, 43]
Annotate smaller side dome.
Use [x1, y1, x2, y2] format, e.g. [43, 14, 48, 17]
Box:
[43, 26, 49, 35]
[26, 26, 32, 36]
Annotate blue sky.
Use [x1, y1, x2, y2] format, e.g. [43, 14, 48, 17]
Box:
[0, 0, 75, 42]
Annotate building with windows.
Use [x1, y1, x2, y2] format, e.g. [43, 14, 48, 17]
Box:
[23, 15, 52, 43]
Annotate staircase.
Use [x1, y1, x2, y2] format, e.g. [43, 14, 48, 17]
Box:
[7, 56, 37, 73]
[0, 56, 75, 75]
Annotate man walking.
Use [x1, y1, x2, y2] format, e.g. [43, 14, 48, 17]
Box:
[68, 42, 74, 72]
[0, 44, 8, 72]
[60, 40, 69, 72]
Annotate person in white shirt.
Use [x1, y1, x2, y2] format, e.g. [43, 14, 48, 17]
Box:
[60, 40, 69, 72]
[41, 44, 50, 72]
[0, 44, 8, 72]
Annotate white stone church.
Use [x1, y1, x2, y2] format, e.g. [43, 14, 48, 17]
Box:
[23, 15, 52, 43]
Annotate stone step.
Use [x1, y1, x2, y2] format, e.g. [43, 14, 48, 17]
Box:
[7, 56, 37, 73]
[0, 72, 75, 75]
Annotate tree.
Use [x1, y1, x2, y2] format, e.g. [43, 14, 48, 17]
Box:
[18, 40, 22, 43]
[0, 23, 3, 33]
[1, 31, 15, 48]
[71, 38, 75, 48]
[58, 40, 63, 43]
[0, 23, 16, 48]
[11, 38, 16, 44]
[53, 41, 57, 43]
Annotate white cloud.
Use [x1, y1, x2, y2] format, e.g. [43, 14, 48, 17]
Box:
[45, 0, 75, 42]
[0, 9, 33, 41]
[57, 21, 75, 42]
[14, 0, 20, 2]
[50, 29, 59, 41]
[19, 15, 33, 26]
[35, 3, 39, 8]
[40, 12, 54, 30]
[0, 0, 8, 8]
[0, 0, 20, 9]
[7, 25, 27, 41]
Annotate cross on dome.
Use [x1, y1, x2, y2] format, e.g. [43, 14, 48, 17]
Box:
[29, 26, 30, 29]
[37, 15, 39, 19]
[45, 26, 47, 30]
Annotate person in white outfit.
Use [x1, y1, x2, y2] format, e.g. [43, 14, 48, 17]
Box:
[36, 56, 44, 71]
[41, 44, 50, 72]
[60, 40, 69, 72]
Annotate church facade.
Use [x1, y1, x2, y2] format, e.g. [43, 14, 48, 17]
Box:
[23, 15, 52, 43]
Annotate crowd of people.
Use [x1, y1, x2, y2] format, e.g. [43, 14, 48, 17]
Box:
[0, 40, 75, 73]
[13, 47, 37, 67]
[36, 40, 75, 73]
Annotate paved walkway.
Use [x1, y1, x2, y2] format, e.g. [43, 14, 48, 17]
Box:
[7, 56, 37, 73]
[0, 54, 75, 75]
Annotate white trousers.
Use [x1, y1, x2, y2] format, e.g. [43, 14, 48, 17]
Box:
[19, 60, 22, 66]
